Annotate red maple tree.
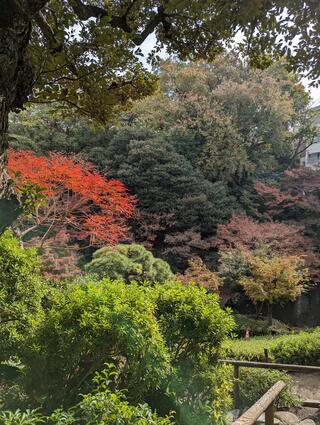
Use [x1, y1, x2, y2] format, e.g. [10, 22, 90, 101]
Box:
[8, 149, 135, 247]
[255, 168, 320, 219]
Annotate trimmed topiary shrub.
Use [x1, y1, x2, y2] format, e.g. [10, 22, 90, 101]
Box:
[84, 243, 173, 283]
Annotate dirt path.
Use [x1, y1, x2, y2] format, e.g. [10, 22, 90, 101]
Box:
[291, 372, 320, 400]
[290, 372, 320, 424]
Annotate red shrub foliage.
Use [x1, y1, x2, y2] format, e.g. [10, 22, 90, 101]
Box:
[8, 149, 135, 246]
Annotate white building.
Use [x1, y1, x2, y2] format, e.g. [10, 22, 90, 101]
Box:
[302, 104, 320, 168]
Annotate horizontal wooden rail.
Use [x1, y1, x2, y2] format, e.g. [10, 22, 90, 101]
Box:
[232, 381, 287, 425]
[220, 359, 320, 373]
[302, 400, 320, 408]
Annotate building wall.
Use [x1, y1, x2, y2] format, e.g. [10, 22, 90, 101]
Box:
[273, 287, 320, 327]
[303, 105, 320, 168]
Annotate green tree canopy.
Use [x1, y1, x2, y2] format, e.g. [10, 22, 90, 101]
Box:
[105, 133, 234, 269]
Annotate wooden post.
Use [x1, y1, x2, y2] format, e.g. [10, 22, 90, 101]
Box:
[264, 348, 269, 363]
[265, 400, 274, 425]
[234, 364, 240, 409]
[232, 381, 286, 425]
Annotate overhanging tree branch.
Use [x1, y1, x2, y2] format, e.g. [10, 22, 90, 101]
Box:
[26, 0, 50, 14]
[67, 0, 170, 46]
[133, 6, 168, 45]
[34, 12, 63, 53]
[68, 0, 132, 32]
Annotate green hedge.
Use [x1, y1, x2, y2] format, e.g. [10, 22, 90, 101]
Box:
[271, 329, 320, 365]
[223, 336, 278, 362]
[224, 328, 320, 365]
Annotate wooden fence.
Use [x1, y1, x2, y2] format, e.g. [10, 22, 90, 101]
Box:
[220, 359, 320, 410]
[232, 380, 287, 425]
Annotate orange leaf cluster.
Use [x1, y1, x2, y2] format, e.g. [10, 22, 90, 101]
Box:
[8, 149, 135, 246]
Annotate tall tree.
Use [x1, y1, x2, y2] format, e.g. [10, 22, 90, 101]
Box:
[105, 133, 234, 269]
[239, 252, 308, 325]
[1, 1, 320, 226]
[254, 168, 320, 263]
[122, 58, 315, 189]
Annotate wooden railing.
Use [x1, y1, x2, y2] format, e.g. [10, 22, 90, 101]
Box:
[219, 359, 320, 411]
[232, 380, 287, 425]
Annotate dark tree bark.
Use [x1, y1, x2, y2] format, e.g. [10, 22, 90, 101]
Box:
[0, 0, 37, 229]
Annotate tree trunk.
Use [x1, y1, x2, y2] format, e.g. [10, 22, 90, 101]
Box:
[267, 303, 273, 326]
[0, 1, 36, 232]
[0, 97, 21, 231]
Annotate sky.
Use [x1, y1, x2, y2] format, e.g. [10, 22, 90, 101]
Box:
[140, 33, 320, 107]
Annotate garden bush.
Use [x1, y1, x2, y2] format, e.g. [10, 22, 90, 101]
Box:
[154, 283, 235, 424]
[223, 336, 278, 362]
[0, 369, 175, 425]
[17, 279, 234, 424]
[224, 328, 320, 366]
[238, 369, 300, 410]
[0, 230, 44, 361]
[271, 328, 320, 365]
[21, 279, 171, 410]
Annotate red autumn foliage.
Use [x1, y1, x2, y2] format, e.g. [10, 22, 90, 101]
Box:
[215, 215, 313, 253]
[255, 168, 320, 219]
[8, 149, 135, 246]
[215, 215, 320, 283]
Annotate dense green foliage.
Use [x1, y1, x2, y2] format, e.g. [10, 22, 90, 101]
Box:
[84, 244, 173, 283]
[271, 329, 320, 366]
[0, 231, 44, 360]
[224, 328, 320, 365]
[223, 336, 279, 363]
[233, 314, 291, 338]
[0, 370, 175, 424]
[238, 369, 300, 410]
[0, 240, 234, 425]
[21, 280, 170, 410]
